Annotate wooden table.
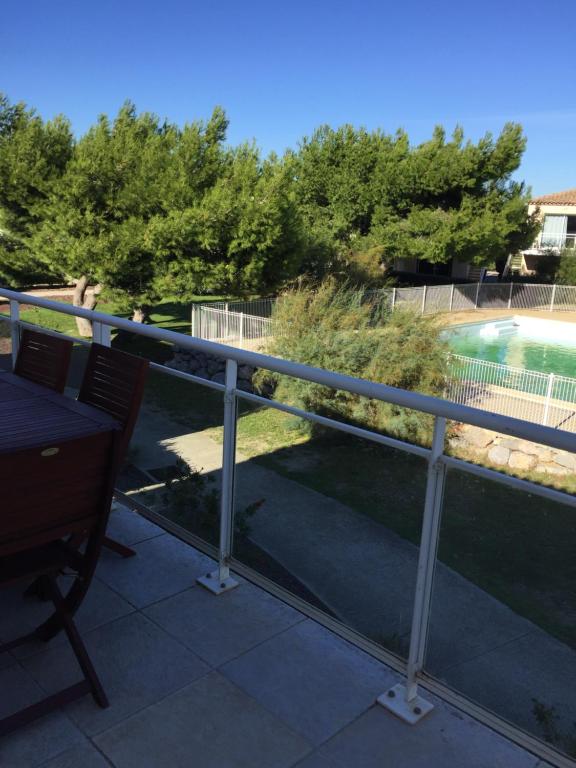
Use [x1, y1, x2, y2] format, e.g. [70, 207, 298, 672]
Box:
[0, 371, 119, 454]
[0, 371, 120, 551]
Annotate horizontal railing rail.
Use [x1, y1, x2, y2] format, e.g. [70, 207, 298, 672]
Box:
[2, 285, 576, 766]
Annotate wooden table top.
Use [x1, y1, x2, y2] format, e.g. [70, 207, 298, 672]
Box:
[0, 371, 120, 455]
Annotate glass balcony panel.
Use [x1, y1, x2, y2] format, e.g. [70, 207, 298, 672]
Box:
[230, 388, 430, 660]
[425, 462, 576, 759]
[120, 364, 224, 548]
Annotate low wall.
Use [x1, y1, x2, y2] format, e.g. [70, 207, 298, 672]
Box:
[452, 425, 576, 477]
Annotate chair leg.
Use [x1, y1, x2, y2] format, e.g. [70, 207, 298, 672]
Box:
[103, 536, 136, 558]
[43, 576, 108, 708]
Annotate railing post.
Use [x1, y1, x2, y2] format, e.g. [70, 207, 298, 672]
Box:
[507, 282, 513, 310]
[391, 287, 396, 311]
[239, 312, 244, 348]
[543, 373, 555, 426]
[92, 321, 110, 346]
[10, 300, 20, 367]
[474, 282, 481, 309]
[191, 306, 196, 338]
[378, 416, 447, 724]
[550, 284, 557, 312]
[449, 284, 454, 312]
[197, 359, 240, 595]
[225, 303, 229, 339]
[421, 285, 427, 315]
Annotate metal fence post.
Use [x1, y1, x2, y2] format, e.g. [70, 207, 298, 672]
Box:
[197, 359, 240, 595]
[449, 284, 455, 312]
[474, 282, 481, 309]
[421, 285, 427, 315]
[378, 416, 447, 724]
[550, 284, 557, 312]
[10, 299, 20, 367]
[191, 306, 196, 337]
[239, 312, 244, 348]
[507, 282, 513, 310]
[391, 287, 396, 311]
[542, 373, 555, 426]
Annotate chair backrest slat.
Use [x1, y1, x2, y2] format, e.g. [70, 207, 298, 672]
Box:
[14, 329, 73, 393]
[78, 344, 149, 461]
[0, 430, 119, 558]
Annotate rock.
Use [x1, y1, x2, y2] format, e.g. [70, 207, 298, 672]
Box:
[237, 379, 253, 393]
[195, 367, 208, 379]
[211, 371, 225, 385]
[552, 451, 576, 472]
[488, 446, 510, 466]
[508, 451, 537, 471]
[524, 444, 554, 462]
[496, 437, 522, 451]
[465, 427, 496, 449]
[538, 464, 571, 476]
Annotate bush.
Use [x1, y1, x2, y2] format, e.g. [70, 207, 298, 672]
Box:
[556, 251, 576, 285]
[256, 280, 449, 445]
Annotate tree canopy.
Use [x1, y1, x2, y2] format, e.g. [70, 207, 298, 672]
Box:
[0, 93, 536, 317]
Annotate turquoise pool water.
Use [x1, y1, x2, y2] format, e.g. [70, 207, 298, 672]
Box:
[445, 318, 576, 378]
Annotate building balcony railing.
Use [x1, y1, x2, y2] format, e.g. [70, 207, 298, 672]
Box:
[1, 286, 575, 767]
[537, 232, 576, 250]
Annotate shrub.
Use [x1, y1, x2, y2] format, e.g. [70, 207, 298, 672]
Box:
[556, 251, 576, 285]
[256, 280, 449, 444]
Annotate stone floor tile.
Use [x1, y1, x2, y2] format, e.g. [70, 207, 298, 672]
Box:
[0, 663, 46, 719]
[105, 504, 165, 547]
[0, 661, 85, 768]
[293, 752, 341, 768]
[95, 671, 311, 768]
[38, 741, 112, 767]
[318, 703, 539, 768]
[2, 578, 135, 660]
[144, 582, 303, 667]
[96, 534, 214, 608]
[22, 612, 209, 736]
[221, 619, 398, 745]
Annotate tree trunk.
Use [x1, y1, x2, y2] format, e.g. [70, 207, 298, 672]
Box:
[73, 277, 101, 337]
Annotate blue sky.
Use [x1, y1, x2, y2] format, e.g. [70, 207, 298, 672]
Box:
[2, 0, 574, 196]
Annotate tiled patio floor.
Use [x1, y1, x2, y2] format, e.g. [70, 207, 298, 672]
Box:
[0, 504, 550, 768]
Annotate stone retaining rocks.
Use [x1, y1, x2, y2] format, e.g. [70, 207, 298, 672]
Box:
[166, 347, 257, 392]
[452, 425, 575, 478]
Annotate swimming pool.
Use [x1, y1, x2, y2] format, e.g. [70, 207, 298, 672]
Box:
[443, 316, 576, 378]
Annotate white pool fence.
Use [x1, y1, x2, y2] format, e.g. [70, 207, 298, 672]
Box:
[191, 282, 576, 431]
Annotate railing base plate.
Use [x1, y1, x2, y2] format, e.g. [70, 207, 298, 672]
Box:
[197, 570, 239, 595]
[377, 683, 434, 724]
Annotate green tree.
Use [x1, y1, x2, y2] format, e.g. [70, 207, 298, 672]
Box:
[34, 102, 179, 331]
[0, 94, 73, 285]
[292, 123, 538, 278]
[150, 145, 305, 297]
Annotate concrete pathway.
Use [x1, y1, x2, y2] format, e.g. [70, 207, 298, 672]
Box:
[131, 405, 576, 737]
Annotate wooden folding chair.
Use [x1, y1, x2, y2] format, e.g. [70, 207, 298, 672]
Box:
[14, 328, 73, 393]
[0, 429, 120, 736]
[78, 343, 149, 557]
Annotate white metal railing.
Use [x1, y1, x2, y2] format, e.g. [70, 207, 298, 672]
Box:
[191, 283, 576, 345]
[191, 305, 273, 348]
[538, 233, 576, 250]
[2, 286, 576, 765]
[447, 355, 576, 432]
